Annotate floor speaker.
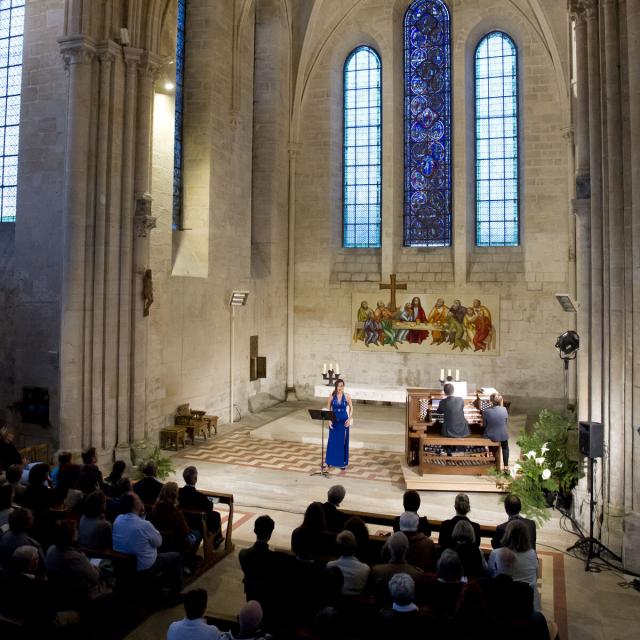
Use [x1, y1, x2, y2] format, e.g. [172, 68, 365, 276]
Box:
[579, 421, 603, 458]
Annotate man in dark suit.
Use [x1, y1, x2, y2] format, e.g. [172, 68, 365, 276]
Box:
[437, 493, 481, 549]
[178, 466, 223, 546]
[321, 484, 348, 533]
[392, 489, 432, 537]
[134, 461, 164, 505]
[491, 494, 537, 549]
[439, 383, 470, 437]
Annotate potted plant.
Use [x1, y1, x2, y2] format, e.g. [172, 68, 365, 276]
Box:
[133, 445, 175, 481]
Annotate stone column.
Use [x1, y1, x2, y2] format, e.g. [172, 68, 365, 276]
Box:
[626, 0, 640, 512]
[585, 0, 603, 423]
[286, 142, 298, 400]
[58, 36, 96, 452]
[602, 0, 625, 509]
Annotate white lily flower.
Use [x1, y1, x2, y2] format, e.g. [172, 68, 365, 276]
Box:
[541, 469, 552, 480]
[535, 457, 545, 466]
[541, 442, 550, 453]
[555, 461, 563, 469]
[510, 466, 519, 479]
[525, 450, 536, 460]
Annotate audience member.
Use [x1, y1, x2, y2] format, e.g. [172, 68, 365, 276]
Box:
[56, 454, 82, 500]
[76, 446, 105, 494]
[369, 531, 424, 602]
[222, 600, 270, 640]
[134, 460, 164, 505]
[238, 515, 278, 602]
[399, 511, 437, 572]
[0, 426, 23, 471]
[451, 519, 487, 579]
[167, 588, 221, 640]
[50, 451, 72, 488]
[343, 515, 377, 565]
[179, 465, 223, 547]
[423, 549, 464, 621]
[22, 462, 55, 513]
[104, 460, 127, 497]
[454, 582, 490, 640]
[392, 490, 432, 536]
[488, 519, 541, 611]
[437, 493, 481, 549]
[0, 507, 45, 571]
[79, 490, 112, 549]
[326, 530, 370, 595]
[322, 485, 348, 533]
[377, 573, 433, 637]
[106, 477, 135, 520]
[312, 606, 343, 640]
[290, 501, 336, 558]
[112, 493, 183, 601]
[0, 483, 14, 531]
[492, 494, 537, 550]
[5, 463, 26, 502]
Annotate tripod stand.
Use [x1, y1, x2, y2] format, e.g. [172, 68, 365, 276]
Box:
[308, 409, 335, 478]
[566, 456, 621, 571]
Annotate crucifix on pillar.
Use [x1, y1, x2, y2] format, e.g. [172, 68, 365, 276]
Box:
[379, 274, 407, 311]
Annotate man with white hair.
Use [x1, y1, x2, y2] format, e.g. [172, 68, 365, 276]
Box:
[399, 511, 437, 572]
[221, 600, 270, 640]
[377, 573, 432, 635]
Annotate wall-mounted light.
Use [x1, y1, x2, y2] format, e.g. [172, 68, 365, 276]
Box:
[164, 81, 175, 92]
[229, 290, 249, 424]
[555, 293, 577, 313]
[229, 291, 249, 307]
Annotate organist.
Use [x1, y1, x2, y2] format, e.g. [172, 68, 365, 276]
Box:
[439, 383, 471, 438]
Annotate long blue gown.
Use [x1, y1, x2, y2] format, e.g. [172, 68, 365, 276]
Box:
[326, 393, 349, 468]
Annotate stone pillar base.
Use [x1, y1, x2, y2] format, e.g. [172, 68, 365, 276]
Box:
[131, 439, 155, 465]
[113, 442, 134, 467]
[285, 386, 298, 401]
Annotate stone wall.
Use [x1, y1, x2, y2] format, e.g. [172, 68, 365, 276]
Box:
[292, 0, 573, 413]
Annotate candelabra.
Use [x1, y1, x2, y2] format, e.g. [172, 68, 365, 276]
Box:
[322, 369, 339, 386]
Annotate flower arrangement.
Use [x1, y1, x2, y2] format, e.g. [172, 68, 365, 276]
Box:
[133, 445, 175, 481]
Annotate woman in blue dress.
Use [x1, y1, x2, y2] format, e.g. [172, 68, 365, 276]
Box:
[325, 379, 353, 469]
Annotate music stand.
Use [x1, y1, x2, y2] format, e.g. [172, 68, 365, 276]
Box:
[308, 408, 335, 477]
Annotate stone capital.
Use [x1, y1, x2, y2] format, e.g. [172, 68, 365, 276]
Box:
[582, 0, 598, 18]
[58, 35, 97, 70]
[96, 40, 121, 66]
[134, 193, 156, 238]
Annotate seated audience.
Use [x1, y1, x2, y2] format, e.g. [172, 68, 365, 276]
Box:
[222, 600, 269, 640]
[45, 519, 110, 605]
[76, 446, 105, 494]
[488, 519, 541, 611]
[322, 484, 348, 533]
[56, 455, 82, 500]
[454, 582, 491, 640]
[167, 588, 221, 640]
[312, 607, 343, 640]
[0, 545, 55, 630]
[399, 511, 437, 572]
[343, 515, 377, 565]
[107, 477, 135, 520]
[5, 463, 26, 503]
[238, 515, 278, 602]
[492, 493, 537, 550]
[104, 460, 127, 497]
[392, 490, 432, 537]
[437, 493, 481, 549]
[0, 507, 45, 571]
[451, 519, 486, 579]
[377, 573, 433, 637]
[290, 501, 336, 558]
[369, 531, 424, 603]
[78, 490, 112, 549]
[134, 460, 164, 505]
[0, 426, 23, 471]
[50, 451, 71, 488]
[150, 481, 201, 562]
[326, 530, 370, 595]
[113, 493, 183, 600]
[178, 465, 223, 546]
[0, 483, 14, 532]
[423, 549, 464, 621]
[22, 462, 56, 514]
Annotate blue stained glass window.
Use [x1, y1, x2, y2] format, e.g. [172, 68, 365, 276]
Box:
[343, 46, 382, 248]
[172, 0, 186, 231]
[403, 0, 451, 247]
[475, 31, 519, 246]
[0, 0, 24, 223]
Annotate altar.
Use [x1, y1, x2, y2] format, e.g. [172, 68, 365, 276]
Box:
[313, 383, 411, 404]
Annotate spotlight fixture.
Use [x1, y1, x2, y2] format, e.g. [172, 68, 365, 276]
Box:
[229, 291, 249, 307]
[164, 81, 175, 92]
[555, 330, 580, 359]
[555, 293, 577, 313]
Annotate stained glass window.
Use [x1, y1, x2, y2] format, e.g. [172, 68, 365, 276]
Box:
[343, 46, 381, 248]
[0, 0, 24, 223]
[475, 31, 519, 246]
[403, 0, 451, 247]
[172, 0, 186, 231]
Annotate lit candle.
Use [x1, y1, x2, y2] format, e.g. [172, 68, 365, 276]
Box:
[323, 363, 327, 374]
[447, 369, 452, 378]
[440, 368, 444, 381]
[329, 362, 333, 372]
[455, 369, 460, 381]
[335, 363, 340, 374]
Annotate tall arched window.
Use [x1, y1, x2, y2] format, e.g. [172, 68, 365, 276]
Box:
[475, 31, 519, 246]
[172, 0, 186, 231]
[0, 0, 24, 222]
[343, 46, 381, 248]
[403, 0, 451, 247]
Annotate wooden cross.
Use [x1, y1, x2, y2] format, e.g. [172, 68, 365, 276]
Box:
[379, 274, 407, 311]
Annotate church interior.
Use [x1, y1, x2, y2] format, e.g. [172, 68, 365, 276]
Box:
[0, 0, 639, 638]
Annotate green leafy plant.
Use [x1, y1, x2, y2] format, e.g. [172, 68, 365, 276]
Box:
[133, 446, 175, 481]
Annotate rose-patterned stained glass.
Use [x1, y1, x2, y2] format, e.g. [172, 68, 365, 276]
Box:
[403, 0, 451, 247]
[0, 0, 24, 223]
[172, 0, 186, 230]
[343, 46, 382, 248]
[475, 31, 519, 246]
